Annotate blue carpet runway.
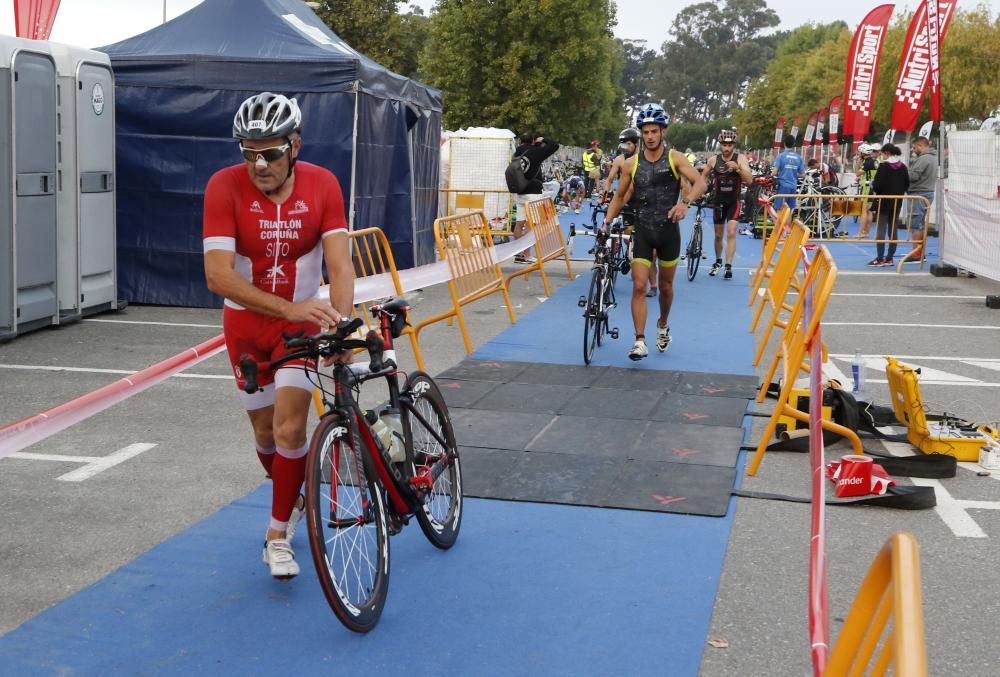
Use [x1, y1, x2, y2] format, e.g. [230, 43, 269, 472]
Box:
[0, 207, 760, 676]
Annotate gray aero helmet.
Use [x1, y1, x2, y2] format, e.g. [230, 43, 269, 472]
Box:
[233, 92, 302, 140]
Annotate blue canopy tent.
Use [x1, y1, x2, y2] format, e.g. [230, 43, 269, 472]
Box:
[101, 0, 441, 307]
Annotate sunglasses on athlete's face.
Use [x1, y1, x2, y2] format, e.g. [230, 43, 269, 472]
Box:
[720, 142, 735, 147]
[239, 142, 291, 163]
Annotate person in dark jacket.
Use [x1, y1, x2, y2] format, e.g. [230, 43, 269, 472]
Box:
[868, 143, 910, 266]
[512, 133, 560, 263]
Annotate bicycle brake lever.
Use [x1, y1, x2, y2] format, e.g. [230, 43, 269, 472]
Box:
[366, 330, 385, 373]
[239, 354, 260, 394]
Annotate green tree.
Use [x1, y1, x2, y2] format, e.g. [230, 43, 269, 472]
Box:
[619, 39, 657, 118]
[314, 0, 403, 72]
[420, 0, 624, 145]
[394, 7, 432, 80]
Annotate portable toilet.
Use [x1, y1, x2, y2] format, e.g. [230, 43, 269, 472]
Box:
[0, 36, 58, 341]
[49, 43, 117, 321]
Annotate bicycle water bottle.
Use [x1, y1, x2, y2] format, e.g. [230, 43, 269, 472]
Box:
[372, 409, 405, 463]
[851, 351, 868, 402]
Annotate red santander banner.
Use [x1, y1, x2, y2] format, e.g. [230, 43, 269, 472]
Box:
[773, 117, 785, 149]
[927, 0, 944, 121]
[843, 4, 895, 141]
[14, 0, 62, 40]
[890, 0, 956, 131]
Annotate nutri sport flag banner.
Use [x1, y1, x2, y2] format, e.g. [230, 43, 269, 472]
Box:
[890, 0, 956, 131]
[803, 112, 818, 146]
[843, 4, 895, 140]
[14, 0, 62, 40]
[791, 115, 802, 140]
[828, 96, 842, 153]
[774, 117, 785, 149]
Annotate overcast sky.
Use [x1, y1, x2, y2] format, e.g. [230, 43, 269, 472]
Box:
[1, 0, 996, 51]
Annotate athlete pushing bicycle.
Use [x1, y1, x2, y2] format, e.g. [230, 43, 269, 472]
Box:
[203, 92, 355, 580]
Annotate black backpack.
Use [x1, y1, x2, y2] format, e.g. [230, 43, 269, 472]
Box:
[505, 155, 531, 194]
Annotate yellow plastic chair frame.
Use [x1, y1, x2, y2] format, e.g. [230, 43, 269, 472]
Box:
[413, 211, 517, 355]
[750, 220, 810, 366]
[826, 532, 928, 677]
[506, 197, 574, 296]
[748, 204, 792, 304]
[748, 246, 862, 476]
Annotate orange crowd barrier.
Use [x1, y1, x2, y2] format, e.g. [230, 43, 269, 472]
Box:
[506, 197, 574, 296]
[826, 532, 928, 676]
[413, 211, 517, 355]
[750, 219, 809, 366]
[748, 204, 792, 304]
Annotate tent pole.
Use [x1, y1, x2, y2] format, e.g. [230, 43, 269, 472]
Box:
[349, 81, 359, 231]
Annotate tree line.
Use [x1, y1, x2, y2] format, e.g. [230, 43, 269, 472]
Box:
[312, 1, 1000, 151]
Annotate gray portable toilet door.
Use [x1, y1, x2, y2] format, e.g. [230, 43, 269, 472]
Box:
[77, 61, 115, 313]
[13, 49, 58, 331]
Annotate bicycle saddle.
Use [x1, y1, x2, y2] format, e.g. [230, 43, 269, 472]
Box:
[378, 297, 411, 314]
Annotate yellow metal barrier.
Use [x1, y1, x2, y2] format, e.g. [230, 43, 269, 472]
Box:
[826, 532, 928, 676]
[748, 204, 793, 305]
[440, 188, 515, 239]
[762, 193, 932, 272]
[751, 220, 809, 366]
[506, 197, 574, 296]
[413, 211, 517, 354]
[748, 246, 862, 476]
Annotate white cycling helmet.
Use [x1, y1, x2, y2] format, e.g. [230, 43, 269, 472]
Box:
[858, 143, 877, 155]
[233, 92, 302, 140]
[718, 129, 738, 143]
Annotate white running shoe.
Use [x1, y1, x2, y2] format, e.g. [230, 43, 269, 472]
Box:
[656, 324, 671, 353]
[628, 339, 648, 361]
[709, 262, 722, 276]
[263, 538, 300, 579]
[286, 495, 304, 541]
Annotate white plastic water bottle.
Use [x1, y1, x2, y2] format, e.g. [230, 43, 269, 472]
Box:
[371, 410, 406, 463]
[851, 351, 868, 401]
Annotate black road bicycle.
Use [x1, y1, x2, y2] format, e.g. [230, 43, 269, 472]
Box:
[239, 299, 462, 633]
[682, 199, 708, 282]
[578, 221, 627, 364]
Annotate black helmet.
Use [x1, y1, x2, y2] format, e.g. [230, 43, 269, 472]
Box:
[619, 127, 640, 143]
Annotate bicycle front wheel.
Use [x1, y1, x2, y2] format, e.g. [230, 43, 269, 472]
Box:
[686, 223, 702, 281]
[583, 266, 602, 364]
[305, 414, 390, 633]
[402, 372, 463, 549]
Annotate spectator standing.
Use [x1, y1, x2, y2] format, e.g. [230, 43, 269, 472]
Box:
[512, 132, 560, 264]
[773, 135, 805, 211]
[868, 143, 910, 266]
[582, 140, 603, 195]
[855, 143, 879, 238]
[904, 136, 937, 262]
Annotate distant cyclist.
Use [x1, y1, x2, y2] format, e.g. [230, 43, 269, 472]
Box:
[602, 103, 707, 360]
[203, 93, 355, 580]
[702, 129, 751, 280]
[601, 128, 639, 203]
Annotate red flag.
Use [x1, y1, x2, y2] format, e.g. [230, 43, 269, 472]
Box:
[890, 0, 956, 131]
[14, 0, 63, 40]
[790, 115, 803, 141]
[927, 0, 944, 121]
[803, 112, 818, 147]
[773, 117, 785, 150]
[815, 108, 828, 160]
[843, 5, 895, 141]
[829, 96, 842, 154]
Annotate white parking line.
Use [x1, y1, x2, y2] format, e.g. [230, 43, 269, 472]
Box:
[825, 322, 1000, 330]
[4, 443, 158, 481]
[831, 293, 983, 299]
[84, 319, 222, 328]
[829, 354, 1000, 363]
[57, 443, 157, 482]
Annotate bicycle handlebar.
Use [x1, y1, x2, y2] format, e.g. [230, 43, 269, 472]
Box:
[238, 317, 375, 394]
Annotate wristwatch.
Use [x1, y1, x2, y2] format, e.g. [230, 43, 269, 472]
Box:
[681, 198, 692, 206]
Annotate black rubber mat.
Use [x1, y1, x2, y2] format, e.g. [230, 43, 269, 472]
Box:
[436, 379, 502, 409]
[650, 394, 748, 428]
[675, 372, 760, 399]
[441, 358, 751, 517]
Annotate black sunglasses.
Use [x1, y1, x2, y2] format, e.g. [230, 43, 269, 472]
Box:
[720, 141, 735, 146]
[239, 143, 291, 163]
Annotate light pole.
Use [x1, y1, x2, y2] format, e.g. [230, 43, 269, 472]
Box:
[163, 1, 167, 23]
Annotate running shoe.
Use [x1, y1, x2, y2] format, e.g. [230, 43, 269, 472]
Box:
[628, 339, 648, 361]
[866, 258, 883, 267]
[655, 324, 671, 353]
[724, 267, 733, 280]
[514, 254, 528, 264]
[646, 286, 658, 298]
[709, 261, 722, 276]
[263, 538, 300, 579]
[881, 258, 894, 267]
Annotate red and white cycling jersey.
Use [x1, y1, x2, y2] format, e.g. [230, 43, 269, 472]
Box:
[202, 161, 347, 309]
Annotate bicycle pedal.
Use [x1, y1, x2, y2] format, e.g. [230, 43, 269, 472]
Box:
[578, 296, 587, 307]
[610, 328, 620, 340]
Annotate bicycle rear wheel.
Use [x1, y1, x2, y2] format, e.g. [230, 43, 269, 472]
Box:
[583, 266, 601, 364]
[402, 372, 463, 549]
[686, 222, 702, 281]
[305, 414, 389, 633]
